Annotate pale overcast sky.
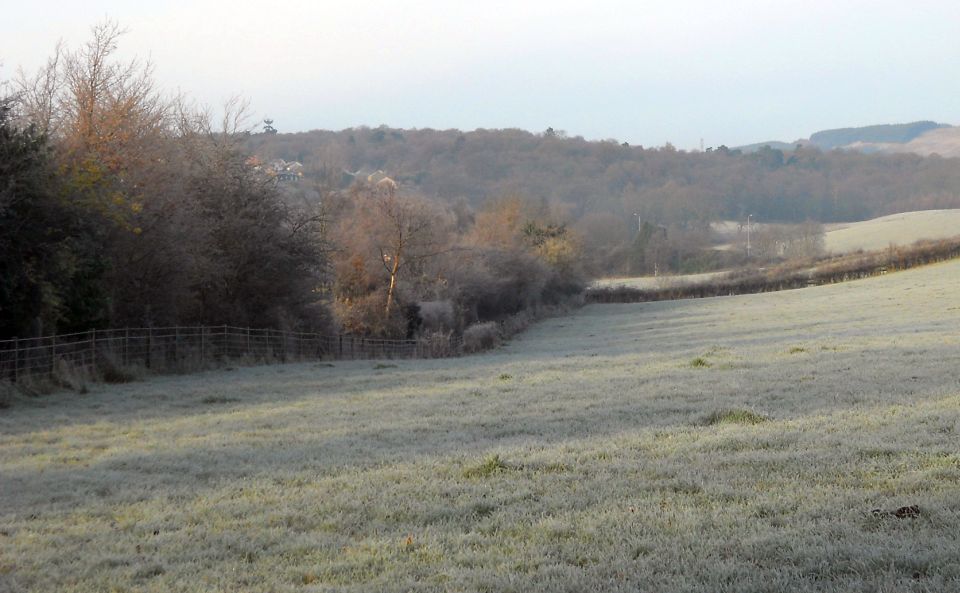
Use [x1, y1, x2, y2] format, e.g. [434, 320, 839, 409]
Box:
[2, 0, 959, 149]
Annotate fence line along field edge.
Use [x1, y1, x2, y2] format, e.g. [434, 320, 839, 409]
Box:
[0, 325, 463, 385]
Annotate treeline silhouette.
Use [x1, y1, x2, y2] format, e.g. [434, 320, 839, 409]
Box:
[7, 21, 960, 344]
[2, 23, 586, 342]
[245, 125, 960, 275]
[1, 24, 329, 340]
[246, 125, 960, 224]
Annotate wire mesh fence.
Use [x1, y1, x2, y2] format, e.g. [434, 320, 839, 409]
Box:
[0, 325, 462, 385]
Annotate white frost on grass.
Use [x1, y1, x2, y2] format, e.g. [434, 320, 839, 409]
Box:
[591, 270, 731, 290]
[2, 261, 960, 591]
[823, 209, 960, 255]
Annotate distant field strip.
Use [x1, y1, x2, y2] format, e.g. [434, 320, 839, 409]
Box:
[2, 261, 960, 591]
[592, 270, 730, 290]
[824, 209, 960, 254]
[588, 236, 960, 304]
[595, 209, 960, 293]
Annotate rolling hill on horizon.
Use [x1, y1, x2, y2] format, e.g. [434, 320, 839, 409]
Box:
[737, 120, 959, 157]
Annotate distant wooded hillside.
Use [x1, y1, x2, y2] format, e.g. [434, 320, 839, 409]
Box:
[245, 126, 960, 275]
[246, 126, 960, 224]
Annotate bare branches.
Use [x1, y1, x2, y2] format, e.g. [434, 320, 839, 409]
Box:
[334, 183, 457, 315]
[13, 19, 171, 164]
[14, 41, 63, 134]
[220, 95, 253, 137]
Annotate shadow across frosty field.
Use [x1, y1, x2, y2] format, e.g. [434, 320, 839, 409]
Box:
[2, 261, 960, 592]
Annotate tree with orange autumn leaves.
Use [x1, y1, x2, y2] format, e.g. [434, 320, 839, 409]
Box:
[330, 188, 584, 337]
[4, 20, 585, 339]
[4, 21, 331, 336]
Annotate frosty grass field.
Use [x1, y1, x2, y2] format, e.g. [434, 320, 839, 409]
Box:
[2, 261, 960, 592]
[823, 209, 960, 255]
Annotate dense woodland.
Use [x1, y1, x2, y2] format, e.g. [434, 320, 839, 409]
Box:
[245, 123, 960, 274]
[1, 25, 331, 339]
[5, 23, 960, 341]
[1, 25, 585, 341]
[248, 125, 960, 223]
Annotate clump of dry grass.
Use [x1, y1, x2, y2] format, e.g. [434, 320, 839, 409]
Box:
[689, 356, 712, 368]
[417, 329, 459, 357]
[0, 381, 14, 409]
[200, 395, 239, 405]
[463, 321, 501, 353]
[701, 408, 769, 426]
[97, 352, 140, 384]
[463, 454, 510, 478]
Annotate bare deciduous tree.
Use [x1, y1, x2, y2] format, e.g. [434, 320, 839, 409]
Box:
[369, 184, 453, 314]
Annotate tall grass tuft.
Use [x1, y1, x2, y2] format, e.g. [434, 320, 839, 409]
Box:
[98, 352, 140, 384]
[463, 454, 510, 478]
[701, 408, 769, 426]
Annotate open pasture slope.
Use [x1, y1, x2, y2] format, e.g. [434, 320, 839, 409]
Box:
[592, 270, 730, 291]
[3, 263, 960, 592]
[824, 209, 960, 255]
[595, 209, 960, 291]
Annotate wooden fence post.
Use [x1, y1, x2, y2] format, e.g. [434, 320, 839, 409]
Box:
[12, 337, 18, 383]
[146, 328, 152, 369]
[200, 326, 205, 367]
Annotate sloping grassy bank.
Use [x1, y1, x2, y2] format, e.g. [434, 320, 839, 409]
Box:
[587, 237, 960, 304]
[2, 261, 960, 592]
